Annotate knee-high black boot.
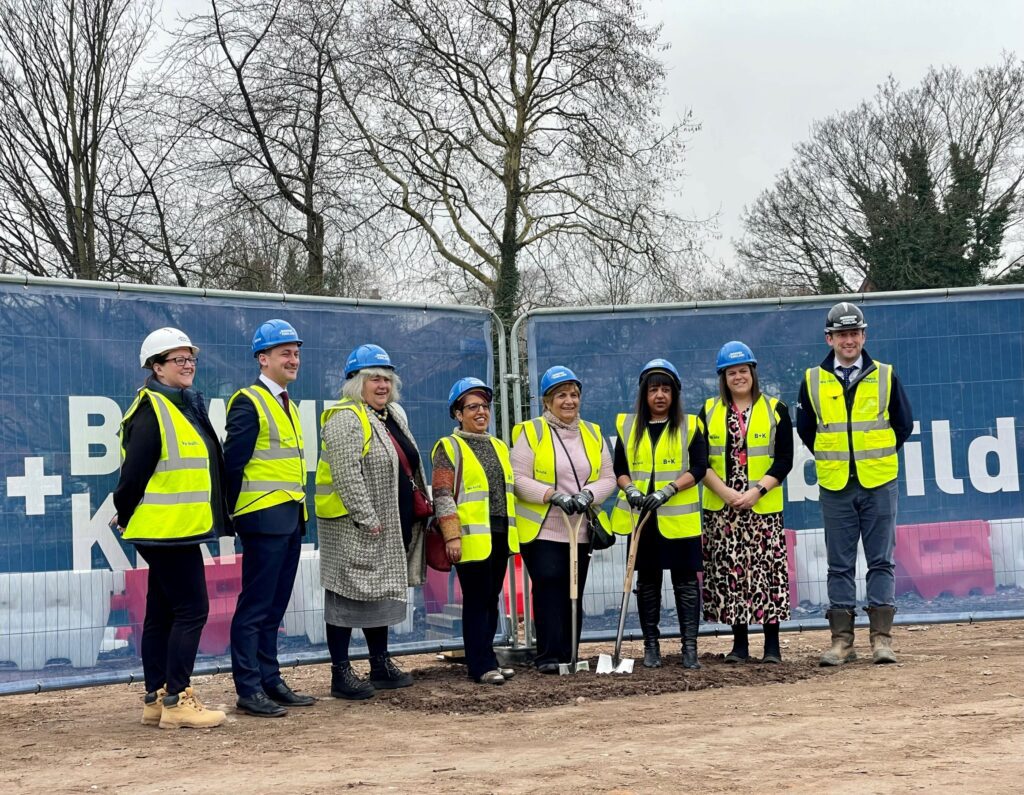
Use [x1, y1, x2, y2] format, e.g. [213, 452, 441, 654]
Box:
[636, 582, 662, 668]
[673, 580, 702, 669]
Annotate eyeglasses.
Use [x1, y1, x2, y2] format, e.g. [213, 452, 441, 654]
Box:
[461, 402, 491, 413]
[164, 356, 198, 367]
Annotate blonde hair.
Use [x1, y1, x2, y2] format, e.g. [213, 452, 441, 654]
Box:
[342, 367, 402, 404]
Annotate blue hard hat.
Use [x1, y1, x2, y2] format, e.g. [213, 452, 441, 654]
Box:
[539, 365, 582, 396]
[448, 377, 493, 418]
[639, 358, 681, 389]
[252, 319, 302, 357]
[345, 343, 394, 379]
[716, 341, 757, 373]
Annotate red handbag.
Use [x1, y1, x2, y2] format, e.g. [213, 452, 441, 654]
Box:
[425, 520, 451, 572]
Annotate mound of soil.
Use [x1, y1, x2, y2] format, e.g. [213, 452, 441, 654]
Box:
[372, 650, 828, 715]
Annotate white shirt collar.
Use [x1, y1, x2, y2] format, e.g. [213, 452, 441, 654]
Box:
[834, 355, 863, 372]
[258, 372, 287, 397]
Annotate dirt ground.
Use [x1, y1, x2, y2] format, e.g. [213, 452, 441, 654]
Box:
[1, 620, 1022, 794]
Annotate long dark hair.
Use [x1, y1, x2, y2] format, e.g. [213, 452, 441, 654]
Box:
[718, 364, 761, 405]
[632, 371, 683, 456]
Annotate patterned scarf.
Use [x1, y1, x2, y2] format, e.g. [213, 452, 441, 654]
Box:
[543, 409, 580, 432]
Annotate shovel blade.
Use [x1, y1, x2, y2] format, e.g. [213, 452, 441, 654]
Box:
[558, 660, 590, 675]
[595, 654, 615, 674]
[615, 658, 635, 674]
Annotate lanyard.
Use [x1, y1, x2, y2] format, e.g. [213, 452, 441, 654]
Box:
[732, 401, 750, 466]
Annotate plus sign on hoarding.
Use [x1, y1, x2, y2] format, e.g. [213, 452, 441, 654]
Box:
[6, 456, 63, 516]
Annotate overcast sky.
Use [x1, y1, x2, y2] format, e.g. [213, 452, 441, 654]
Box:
[160, 1, 1024, 267]
[647, 0, 1024, 264]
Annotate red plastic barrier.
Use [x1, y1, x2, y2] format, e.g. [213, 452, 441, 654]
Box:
[784, 528, 798, 607]
[894, 521, 995, 600]
[113, 556, 244, 656]
[502, 554, 527, 618]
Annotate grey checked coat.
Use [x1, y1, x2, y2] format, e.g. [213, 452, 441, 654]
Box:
[318, 403, 427, 602]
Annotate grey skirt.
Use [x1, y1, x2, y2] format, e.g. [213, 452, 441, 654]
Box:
[324, 589, 407, 628]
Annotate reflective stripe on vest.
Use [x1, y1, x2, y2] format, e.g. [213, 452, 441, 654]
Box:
[806, 361, 897, 490]
[228, 385, 307, 519]
[610, 413, 701, 539]
[511, 417, 607, 545]
[702, 395, 783, 514]
[120, 389, 213, 541]
[433, 435, 519, 561]
[314, 399, 372, 519]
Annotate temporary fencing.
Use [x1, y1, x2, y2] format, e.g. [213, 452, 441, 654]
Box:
[3, 276, 1024, 694]
[511, 287, 1024, 645]
[0, 275, 503, 694]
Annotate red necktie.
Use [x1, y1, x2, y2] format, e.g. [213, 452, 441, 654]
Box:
[281, 390, 290, 413]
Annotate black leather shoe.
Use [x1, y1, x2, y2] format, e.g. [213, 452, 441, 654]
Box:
[537, 662, 560, 674]
[236, 691, 288, 717]
[264, 681, 317, 707]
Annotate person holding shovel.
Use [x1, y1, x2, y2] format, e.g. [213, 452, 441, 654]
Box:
[431, 377, 519, 686]
[699, 341, 793, 664]
[610, 359, 707, 669]
[510, 366, 616, 674]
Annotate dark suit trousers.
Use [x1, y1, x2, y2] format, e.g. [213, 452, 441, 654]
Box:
[520, 539, 591, 667]
[230, 522, 302, 696]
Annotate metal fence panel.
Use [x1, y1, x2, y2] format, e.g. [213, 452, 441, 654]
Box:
[519, 289, 1024, 641]
[0, 276, 496, 694]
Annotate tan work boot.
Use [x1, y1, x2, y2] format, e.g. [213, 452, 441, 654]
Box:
[819, 608, 858, 666]
[159, 687, 226, 729]
[141, 687, 166, 726]
[866, 605, 898, 664]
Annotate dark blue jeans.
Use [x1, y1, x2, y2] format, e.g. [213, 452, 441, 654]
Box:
[820, 478, 898, 608]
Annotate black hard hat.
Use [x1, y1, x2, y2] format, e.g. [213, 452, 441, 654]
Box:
[825, 302, 867, 333]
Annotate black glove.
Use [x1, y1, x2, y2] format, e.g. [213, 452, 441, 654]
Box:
[549, 491, 578, 515]
[571, 489, 594, 514]
[642, 483, 678, 512]
[623, 483, 645, 509]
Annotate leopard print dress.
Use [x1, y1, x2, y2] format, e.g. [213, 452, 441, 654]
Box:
[701, 406, 790, 625]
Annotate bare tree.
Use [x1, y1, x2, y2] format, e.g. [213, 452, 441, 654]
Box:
[168, 0, 370, 295]
[736, 58, 1024, 294]
[0, 0, 155, 279]
[332, 0, 708, 325]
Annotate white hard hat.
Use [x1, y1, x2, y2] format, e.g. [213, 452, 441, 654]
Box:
[139, 327, 199, 368]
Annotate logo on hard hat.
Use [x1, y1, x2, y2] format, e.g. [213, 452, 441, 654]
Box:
[728, 351, 743, 359]
[839, 315, 858, 325]
[552, 370, 568, 378]
[375, 353, 388, 360]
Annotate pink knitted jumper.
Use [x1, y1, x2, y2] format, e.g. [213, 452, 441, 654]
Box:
[510, 417, 616, 543]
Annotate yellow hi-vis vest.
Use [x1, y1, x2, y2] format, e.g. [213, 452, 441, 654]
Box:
[510, 416, 611, 545]
[120, 389, 212, 541]
[431, 435, 520, 560]
[805, 361, 898, 491]
[314, 398, 372, 519]
[227, 384, 308, 519]
[610, 413, 702, 539]
[703, 395, 784, 514]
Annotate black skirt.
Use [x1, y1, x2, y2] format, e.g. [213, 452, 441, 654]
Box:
[633, 514, 703, 572]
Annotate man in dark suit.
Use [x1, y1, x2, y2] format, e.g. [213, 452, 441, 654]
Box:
[226, 319, 316, 717]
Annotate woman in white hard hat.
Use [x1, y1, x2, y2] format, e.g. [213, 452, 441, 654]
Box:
[510, 366, 616, 674]
[611, 359, 708, 669]
[112, 327, 232, 729]
[431, 377, 518, 685]
[699, 341, 793, 663]
[313, 344, 428, 699]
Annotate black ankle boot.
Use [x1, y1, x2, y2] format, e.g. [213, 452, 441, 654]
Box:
[725, 624, 749, 663]
[762, 622, 782, 664]
[369, 654, 414, 689]
[636, 582, 662, 668]
[331, 662, 375, 700]
[673, 580, 701, 669]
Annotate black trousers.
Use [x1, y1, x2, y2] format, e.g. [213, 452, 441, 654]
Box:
[136, 544, 209, 695]
[454, 529, 510, 680]
[230, 526, 302, 696]
[521, 539, 591, 667]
